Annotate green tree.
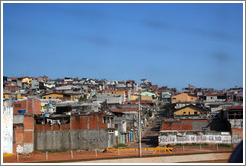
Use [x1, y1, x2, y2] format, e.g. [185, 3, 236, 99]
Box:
[79, 94, 87, 102]
[148, 109, 153, 117]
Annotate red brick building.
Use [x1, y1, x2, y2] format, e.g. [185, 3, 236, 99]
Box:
[13, 98, 41, 154]
[34, 112, 115, 151]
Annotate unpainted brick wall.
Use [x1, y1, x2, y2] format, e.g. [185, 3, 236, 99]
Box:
[232, 128, 243, 137]
[162, 123, 171, 130]
[13, 99, 41, 114]
[44, 125, 52, 131]
[35, 115, 107, 131]
[61, 124, 70, 130]
[71, 116, 88, 130]
[13, 126, 24, 153]
[172, 123, 181, 130]
[27, 99, 41, 114]
[35, 124, 43, 131]
[182, 123, 193, 130]
[24, 131, 33, 143]
[15, 127, 24, 143]
[53, 124, 60, 130]
[99, 117, 107, 129]
[24, 116, 34, 130]
[32, 99, 41, 114]
[13, 101, 26, 114]
[89, 117, 98, 129]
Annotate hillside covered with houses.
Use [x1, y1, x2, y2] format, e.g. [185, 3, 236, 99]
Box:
[3, 76, 243, 154]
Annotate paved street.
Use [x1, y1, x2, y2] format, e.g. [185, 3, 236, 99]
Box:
[127, 115, 161, 148]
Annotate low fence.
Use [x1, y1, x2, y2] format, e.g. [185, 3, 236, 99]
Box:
[171, 143, 234, 153]
[106, 146, 174, 155]
[4, 144, 234, 163]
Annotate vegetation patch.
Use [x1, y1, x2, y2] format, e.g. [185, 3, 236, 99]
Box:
[114, 143, 128, 148]
[218, 144, 231, 147]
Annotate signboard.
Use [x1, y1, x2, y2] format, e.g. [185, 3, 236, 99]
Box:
[159, 134, 232, 144]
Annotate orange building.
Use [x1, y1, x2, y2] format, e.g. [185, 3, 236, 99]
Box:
[171, 93, 198, 104]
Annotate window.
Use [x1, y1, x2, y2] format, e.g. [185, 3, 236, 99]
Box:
[48, 97, 52, 99]
[183, 112, 186, 114]
[43, 97, 46, 99]
[194, 112, 198, 115]
[15, 104, 21, 108]
[189, 112, 190, 115]
[173, 98, 176, 101]
[103, 117, 107, 123]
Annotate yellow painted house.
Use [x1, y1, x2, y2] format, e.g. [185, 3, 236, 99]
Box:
[42, 93, 80, 101]
[42, 93, 64, 100]
[171, 93, 198, 104]
[173, 105, 206, 117]
[70, 94, 80, 101]
[130, 95, 139, 101]
[3, 93, 24, 100]
[22, 77, 32, 84]
[103, 89, 125, 95]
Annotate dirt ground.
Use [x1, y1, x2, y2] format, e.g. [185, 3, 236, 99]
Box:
[3, 145, 233, 163]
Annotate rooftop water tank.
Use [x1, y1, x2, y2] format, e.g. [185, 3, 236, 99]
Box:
[18, 110, 25, 114]
[44, 114, 50, 117]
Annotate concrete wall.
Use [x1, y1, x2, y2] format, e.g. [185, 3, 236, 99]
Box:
[3, 106, 13, 154]
[97, 94, 125, 104]
[229, 119, 243, 128]
[23, 144, 34, 154]
[34, 129, 110, 151]
[13, 114, 24, 124]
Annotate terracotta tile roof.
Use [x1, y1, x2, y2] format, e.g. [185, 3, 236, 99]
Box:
[228, 106, 243, 110]
[205, 91, 224, 96]
[140, 100, 155, 104]
[111, 107, 138, 113]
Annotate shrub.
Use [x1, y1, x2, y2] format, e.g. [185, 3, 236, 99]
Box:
[218, 144, 231, 147]
[115, 143, 128, 148]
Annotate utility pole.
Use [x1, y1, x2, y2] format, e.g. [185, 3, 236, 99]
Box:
[138, 97, 142, 157]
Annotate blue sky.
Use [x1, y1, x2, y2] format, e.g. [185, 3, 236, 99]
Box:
[3, 3, 244, 91]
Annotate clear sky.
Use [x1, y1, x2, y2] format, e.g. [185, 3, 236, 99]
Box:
[3, 2, 244, 91]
